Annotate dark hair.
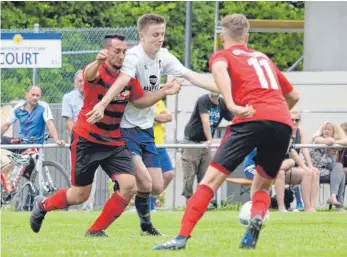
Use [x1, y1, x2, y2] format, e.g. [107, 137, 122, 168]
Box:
[102, 34, 126, 48]
[137, 14, 165, 32]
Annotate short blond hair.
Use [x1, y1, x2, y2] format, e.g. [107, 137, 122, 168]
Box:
[222, 14, 249, 38]
[137, 14, 165, 32]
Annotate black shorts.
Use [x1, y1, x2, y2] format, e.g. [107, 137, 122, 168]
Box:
[70, 133, 135, 187]
[211, 121, 292, 179]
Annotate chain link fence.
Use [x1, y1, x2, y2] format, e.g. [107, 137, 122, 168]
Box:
[1, 26, 138, 209]
[1, 26, 138, 104]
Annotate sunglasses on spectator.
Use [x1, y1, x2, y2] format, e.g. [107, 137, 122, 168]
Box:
[292, 118, 300, 122]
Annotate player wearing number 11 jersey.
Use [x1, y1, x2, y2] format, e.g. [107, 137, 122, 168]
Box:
[154, 13, 300, 251]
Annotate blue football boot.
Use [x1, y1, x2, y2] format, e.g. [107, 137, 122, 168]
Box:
[239, 215, 263, 249]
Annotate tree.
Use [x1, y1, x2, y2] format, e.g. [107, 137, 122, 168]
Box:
[221, 1, 304, 71]
[1, 1, 304, 103]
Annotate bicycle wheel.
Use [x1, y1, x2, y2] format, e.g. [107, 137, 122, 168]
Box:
[14, 181, 38, 211]
[31, 161, 71, 196]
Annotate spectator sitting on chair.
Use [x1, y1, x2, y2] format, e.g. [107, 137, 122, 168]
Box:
[62, 70, 98, 212]
[181, 92, 233, 201]
[310, 121, 347, 211]
[275, 110, 320, 212]
[338, 122, 347, 180]
[275, 147, 319, 212]
[0, 85, 64, 193]
[150, 99, 174, 211]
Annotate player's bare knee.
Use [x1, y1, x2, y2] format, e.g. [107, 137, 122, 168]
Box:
[258, 182, 272, 192]
[120, 183, 137, 200]
[68, 187, 90, 204]
[200, 166, 227, 191]
[135, 172, 152, 192]
[164, 171, 174, 183]
[137, 177, 152, 190]
[151, 183, 163, 195]
[151, 175, 164, 195]
[76, 191, 90, 204]
[136, 178, 152, 192]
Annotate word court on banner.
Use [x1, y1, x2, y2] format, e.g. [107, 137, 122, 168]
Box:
[1, 32, 62, 68]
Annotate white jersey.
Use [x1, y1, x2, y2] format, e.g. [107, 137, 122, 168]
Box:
[120, 44, 189, 129]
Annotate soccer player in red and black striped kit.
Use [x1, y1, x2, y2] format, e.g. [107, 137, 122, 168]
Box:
[154, 14, 300, 250]
[29, 34, 182, 236]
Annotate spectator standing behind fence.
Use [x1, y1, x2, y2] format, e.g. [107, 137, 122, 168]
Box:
[150, 99, 174, 211]
[0, 86, 64, 192]
[310, 121, 347, 211]
[62, 70, 97, 212]
[181, 92, 233, 201]
[338, 122, 347, 180]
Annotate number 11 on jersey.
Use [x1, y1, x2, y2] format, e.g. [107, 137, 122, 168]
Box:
[248, 57, 279, 90]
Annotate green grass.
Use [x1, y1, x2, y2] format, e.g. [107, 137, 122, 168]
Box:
[1, 210, 347, 257]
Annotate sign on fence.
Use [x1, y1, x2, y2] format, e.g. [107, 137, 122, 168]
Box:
[0, 32, 62, 68]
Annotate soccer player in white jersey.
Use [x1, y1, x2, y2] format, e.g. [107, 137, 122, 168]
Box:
[87, 14, 218, 236]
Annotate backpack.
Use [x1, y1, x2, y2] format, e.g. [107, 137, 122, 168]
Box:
[15, 182, 39, 211]
[270, 187, 294, 210]
[339, 149, 347, 166]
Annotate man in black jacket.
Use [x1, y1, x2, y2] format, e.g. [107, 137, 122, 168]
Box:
[181, 92, 233, 201]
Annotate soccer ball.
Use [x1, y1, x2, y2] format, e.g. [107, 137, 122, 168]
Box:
[239, 201, 270, 226]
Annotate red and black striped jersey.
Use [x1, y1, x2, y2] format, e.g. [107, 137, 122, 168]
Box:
[73, 63, 144, 146]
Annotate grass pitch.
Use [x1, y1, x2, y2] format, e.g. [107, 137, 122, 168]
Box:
[1, 210, 347, 257]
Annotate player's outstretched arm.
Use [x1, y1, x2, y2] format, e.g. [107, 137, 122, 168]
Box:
[211, 61, 255, 118]
[132, 78, 183, 109]
[85, 49, 108, 81]
[84, 61, 101, 81]
[86, 73, 131, 124]
[182, 70, 220, 93]
[102, 73, 131, 106]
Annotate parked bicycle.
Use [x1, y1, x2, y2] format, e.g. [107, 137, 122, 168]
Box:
[0, 135, 70, 209]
